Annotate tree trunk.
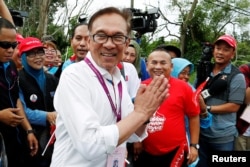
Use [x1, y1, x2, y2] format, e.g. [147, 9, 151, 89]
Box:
[37, 0, 51, 38]
[180, 0, 198, 56]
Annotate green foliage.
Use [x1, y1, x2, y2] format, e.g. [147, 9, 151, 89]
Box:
[62, 46, 73, 62]
[6, 0, 250, 66]
[68, 16, 79, 38]
[189, 71, 197, 85]
[7, 0, 69, 53]
[237, 41, 250, 58]
[139, 35, 181, 57]
[139, 35, 165, 57]
[178, 0, 250, 68]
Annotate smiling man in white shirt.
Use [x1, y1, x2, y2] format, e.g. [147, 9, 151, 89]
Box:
[50, 7, 169, 167]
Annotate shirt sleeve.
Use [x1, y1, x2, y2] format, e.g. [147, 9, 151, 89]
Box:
[228, 73, 246, 104]
[62, 60, 72, 71]
[127, 131, 148, 143]
[19, 89, 47, 126]
[184, 83, 200, 117]
[126, 64, 141, 99]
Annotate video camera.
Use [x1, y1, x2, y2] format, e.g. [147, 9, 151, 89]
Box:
[9, 9, 28, 27]
[195, 42, 214, 88]
[78, 14, 87, 23]
[201, 42, 213, 61]
[127, 7, 160, 37]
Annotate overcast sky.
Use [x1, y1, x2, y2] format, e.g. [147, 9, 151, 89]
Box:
[58, 0, 179, 40]
[58, 0, 245, 42]
[90, 0, 161, 12]
[69, 0, 169, 18]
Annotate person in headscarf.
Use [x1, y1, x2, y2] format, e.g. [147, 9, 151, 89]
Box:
[171, 58, 212, 167]
[123, 40, 150, 81]
[171, 57, 212, 129]
[18, 37, 58, 167]
[171, 57, 195, 90]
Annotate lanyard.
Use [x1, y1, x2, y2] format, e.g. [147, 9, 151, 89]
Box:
[84, 58, 122, 122]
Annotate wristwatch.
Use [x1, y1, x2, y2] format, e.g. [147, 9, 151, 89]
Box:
[206, 105, 211, 112]
[27, 129, 35, 135]
[190, 143, 200, 150]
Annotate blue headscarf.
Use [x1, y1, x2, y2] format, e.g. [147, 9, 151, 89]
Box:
[21, 53, 46, 93]
[171, 58, 194, 78]
[171, 58, 194, 90]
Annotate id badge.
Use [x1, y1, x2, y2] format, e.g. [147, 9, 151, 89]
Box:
[106, 147, 126, 167]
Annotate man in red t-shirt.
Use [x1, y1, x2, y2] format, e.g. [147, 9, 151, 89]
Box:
[134, 47, 200, 167]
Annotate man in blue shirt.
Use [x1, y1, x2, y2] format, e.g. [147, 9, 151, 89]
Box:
[197, 35, 246, 167]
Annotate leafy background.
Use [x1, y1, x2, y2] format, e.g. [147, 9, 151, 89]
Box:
[7, 0, 250, 71]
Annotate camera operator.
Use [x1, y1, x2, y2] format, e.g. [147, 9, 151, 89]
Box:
[197, 35, 246, 167]
[195, 42, 213, 88]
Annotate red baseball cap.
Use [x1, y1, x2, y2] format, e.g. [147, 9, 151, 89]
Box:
[19, 37, 44, 56]
[214, 35, 237, 49]
[16, 33, 24, 43]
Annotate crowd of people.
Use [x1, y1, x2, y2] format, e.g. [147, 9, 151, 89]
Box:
[0, 1, 249, 167]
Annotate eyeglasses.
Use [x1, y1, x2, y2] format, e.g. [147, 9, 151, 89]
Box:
[26, 50, 45, 58]
[44, 49, 56, 54]
[91, 33, 128, 45]
[0, 41, 18, 49]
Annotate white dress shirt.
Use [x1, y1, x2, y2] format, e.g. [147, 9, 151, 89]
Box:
[50, 53, 146, 167]
[122, 62, 140, 99]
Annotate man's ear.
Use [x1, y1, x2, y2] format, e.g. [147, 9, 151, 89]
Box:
[125, 38, 130, 48]
[231, 49, 236, 60]
[170, 63, 173, 72]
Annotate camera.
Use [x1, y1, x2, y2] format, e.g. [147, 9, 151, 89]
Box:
[201, 42, 213, 61]
[195, 42, 214, 88]
[9, 9, 28, 27]
[127, 7, 160, 36]
[78, 14, 87, 23]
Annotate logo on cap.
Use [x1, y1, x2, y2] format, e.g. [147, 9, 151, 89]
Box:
[19, 37, 44, 56]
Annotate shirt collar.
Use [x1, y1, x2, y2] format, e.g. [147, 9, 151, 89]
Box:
[86, 52, 122, 85]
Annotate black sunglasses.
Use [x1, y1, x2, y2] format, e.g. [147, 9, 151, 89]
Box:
[0, 41, 18, 49]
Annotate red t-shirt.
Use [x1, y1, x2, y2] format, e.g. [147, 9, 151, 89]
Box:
[142, 77, 199, 155]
